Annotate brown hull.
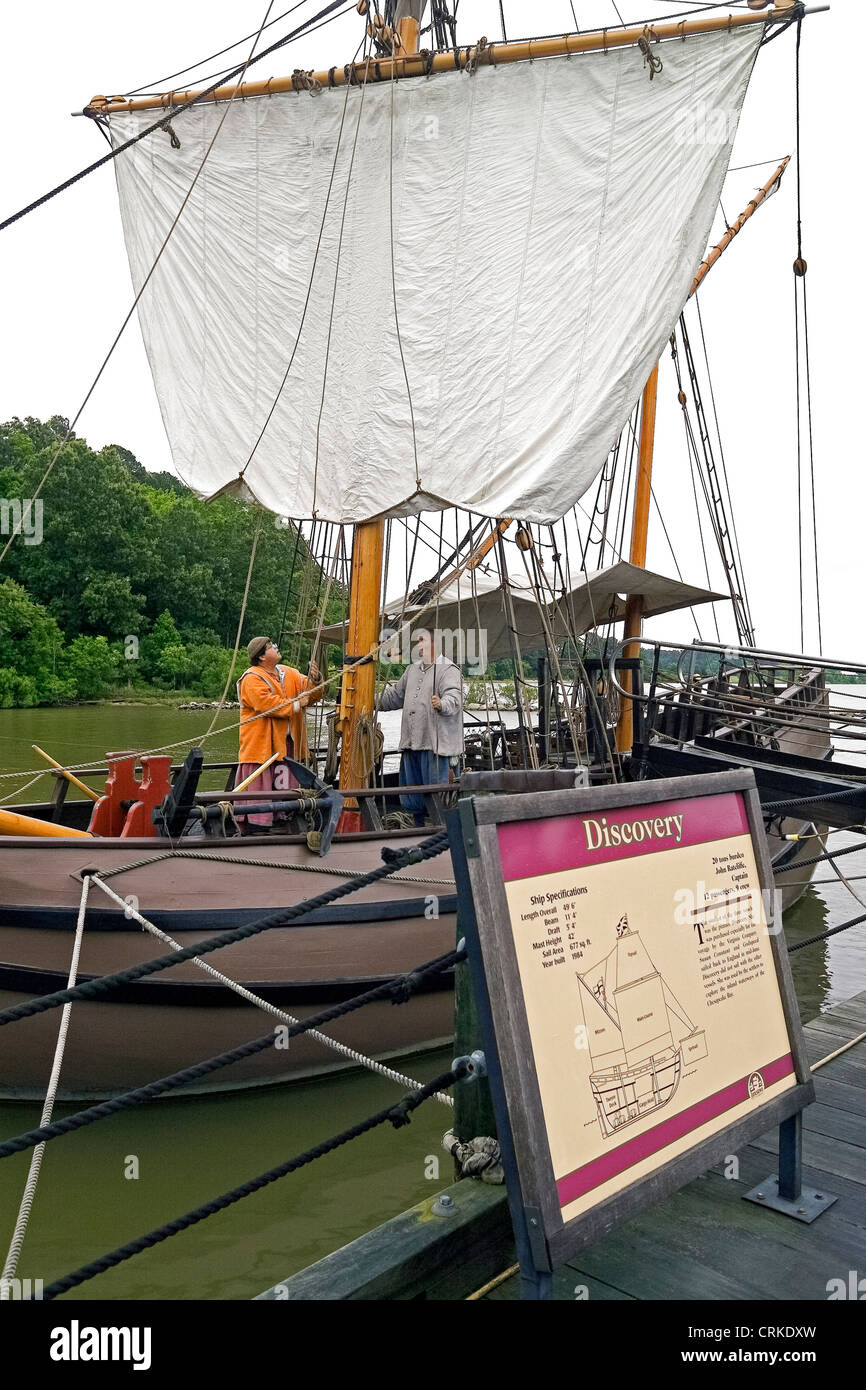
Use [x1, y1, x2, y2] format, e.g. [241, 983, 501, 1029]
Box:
[0, 831, 457, 1100]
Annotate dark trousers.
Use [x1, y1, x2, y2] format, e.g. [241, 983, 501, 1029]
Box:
[399, 749, 451, 826]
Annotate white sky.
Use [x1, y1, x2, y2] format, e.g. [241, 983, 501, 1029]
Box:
[0, 2, 859, 660]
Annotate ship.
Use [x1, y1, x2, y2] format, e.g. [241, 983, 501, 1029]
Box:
[1, 0, 861, 1100]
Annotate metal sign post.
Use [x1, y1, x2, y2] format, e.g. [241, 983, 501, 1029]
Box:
[448, 769, 818, 1298]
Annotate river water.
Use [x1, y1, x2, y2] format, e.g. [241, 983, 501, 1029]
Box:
[0, 694, 863, 1300]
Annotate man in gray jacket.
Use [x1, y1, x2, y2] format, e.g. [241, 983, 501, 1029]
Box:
[379, 629, 463, 826]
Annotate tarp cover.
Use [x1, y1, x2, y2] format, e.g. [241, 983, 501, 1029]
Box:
[109, 25, 762, 522]
[309, 561, 724, 660]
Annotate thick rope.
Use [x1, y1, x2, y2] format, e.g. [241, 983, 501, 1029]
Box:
[32, 1062, 468, 1301]
[0, 831, 450, 1029]
[763, 785, 864, 815]
[0, 943, 464, 1162]
[90, 874, 453, 1106]
[0, 877, 91, 1294]
[788, 909, 866, 955]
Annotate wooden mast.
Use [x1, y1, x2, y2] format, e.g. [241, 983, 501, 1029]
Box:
[336, 5, 421, 823]
[615, 366, 658, 754]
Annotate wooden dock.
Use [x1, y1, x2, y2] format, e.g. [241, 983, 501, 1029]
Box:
[260, 991, 865, 1300]
[482, 990, 866, 1302]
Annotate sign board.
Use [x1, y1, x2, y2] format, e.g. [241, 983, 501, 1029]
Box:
[450, 769, 814, 1281]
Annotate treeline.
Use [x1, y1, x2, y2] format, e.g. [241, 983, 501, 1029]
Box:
[0, 416, 345, 706]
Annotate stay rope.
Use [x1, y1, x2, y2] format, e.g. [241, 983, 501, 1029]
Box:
[0, 830, 450, 1030]
[30, 1061, 468, 1302]
[0, 876, 91, 1295]
[89, 872, 455, 1105]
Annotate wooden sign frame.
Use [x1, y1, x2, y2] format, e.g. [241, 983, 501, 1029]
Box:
[449, 769, 814, 1288]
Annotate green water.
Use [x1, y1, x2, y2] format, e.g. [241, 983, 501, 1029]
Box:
[0, 703, 863, 1300]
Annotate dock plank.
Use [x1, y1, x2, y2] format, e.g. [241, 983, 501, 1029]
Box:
[485, 1267, 635, 1301]
[809, 1074, 866, 1118]
[801, 1100, 866, 1147]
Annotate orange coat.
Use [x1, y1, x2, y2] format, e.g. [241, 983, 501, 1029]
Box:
[237, 665, 320, 765]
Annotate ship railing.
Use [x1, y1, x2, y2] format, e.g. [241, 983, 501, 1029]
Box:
[606, 637, 866, 753]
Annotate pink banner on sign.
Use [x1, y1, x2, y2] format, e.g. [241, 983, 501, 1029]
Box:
[555, 1053, 795, 1209]
[497, 792, 749, 882]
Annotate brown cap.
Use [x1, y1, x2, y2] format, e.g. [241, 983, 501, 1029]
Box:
[247, 636, 270, 664]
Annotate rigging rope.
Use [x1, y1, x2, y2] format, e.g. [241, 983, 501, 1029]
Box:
[0, 0, 287, 568]
[311, 45, 374, 513]
[0, 876, 91, 1295]
[0, 0, 351, 234]
[204, 517, 262, 737]
[122, 0, 319, 96]
[239, 28, 368, 491]
[31, 1061, 468, 1302]
[90, 873, 454, 1105]
[388, 35, 421, 491]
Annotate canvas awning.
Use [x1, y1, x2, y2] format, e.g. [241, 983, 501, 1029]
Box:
[549, 562, 726, 637]
[307, 562, 725, 663]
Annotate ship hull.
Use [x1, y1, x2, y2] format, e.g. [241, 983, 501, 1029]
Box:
[590, 1044, 681, 1137]
[0, 831, 456, 1100]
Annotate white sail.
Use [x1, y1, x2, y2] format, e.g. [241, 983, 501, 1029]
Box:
[108, 25, 762, 523]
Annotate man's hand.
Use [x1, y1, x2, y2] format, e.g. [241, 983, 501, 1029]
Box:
[431, 695, 442, 712]
[308, 659, 320, 683]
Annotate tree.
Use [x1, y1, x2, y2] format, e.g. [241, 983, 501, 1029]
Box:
[62, 636, 119, 699]
[80, 573, 145, 635]
[6, 436, 155, 635]
[140, 609, 183, 680]
[157, 643, 190, 689]
[0, 577, 73, 704]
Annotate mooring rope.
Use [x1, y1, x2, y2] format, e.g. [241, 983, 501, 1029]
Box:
[0, 876, 91, 1294]
[0, 944, 464, 1162]
[89, 873, 454, 1106]
[763, 785, 865, 815]
[787, 909, 866, 955]
[31, 1061, 470, 1301]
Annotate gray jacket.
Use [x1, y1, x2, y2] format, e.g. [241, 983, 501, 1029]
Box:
[379, 656, 464, 757]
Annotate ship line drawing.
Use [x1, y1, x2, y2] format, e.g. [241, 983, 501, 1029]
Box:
[577, 914, 707, 1138]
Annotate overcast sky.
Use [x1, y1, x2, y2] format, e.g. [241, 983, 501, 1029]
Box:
[1, 2, 858, 660]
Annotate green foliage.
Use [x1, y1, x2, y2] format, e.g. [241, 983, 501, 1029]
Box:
[62, 635, 120, 700]
[0, 416, 349, 707]
[0, 577, 74, 703]
[157, 643, 190, 689]
[139, 609, 183, 681]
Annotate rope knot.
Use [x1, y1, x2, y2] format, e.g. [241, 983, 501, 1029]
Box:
[291, 68, 321, 94]
[387, 1099, 413, 1128]
[638, 27, 663, 81]
[390, 970, 420, 1005]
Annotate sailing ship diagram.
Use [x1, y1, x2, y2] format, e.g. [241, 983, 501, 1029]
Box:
[577, 915, 707, 1139]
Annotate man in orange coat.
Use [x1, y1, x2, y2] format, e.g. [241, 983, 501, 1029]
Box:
[236, 636, 321, 828]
